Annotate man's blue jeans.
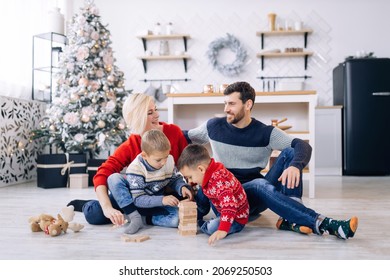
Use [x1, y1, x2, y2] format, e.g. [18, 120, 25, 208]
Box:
[243, 148, 319, 231]
[196, 148, 320, 233]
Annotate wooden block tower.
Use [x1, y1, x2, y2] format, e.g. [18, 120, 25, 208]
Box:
[178, 201, 197, 236]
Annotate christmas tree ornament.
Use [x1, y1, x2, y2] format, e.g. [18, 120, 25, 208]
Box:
[78, 77, 89, 86]
[118, 122, 125, 130]
[97, 120, 106, 128]
[81, 115, 90, 123]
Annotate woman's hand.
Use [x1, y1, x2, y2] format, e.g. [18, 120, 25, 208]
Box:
[102, 206, 125, 226]
[96, 185, 124, 225]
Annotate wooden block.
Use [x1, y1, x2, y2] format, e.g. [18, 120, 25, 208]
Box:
[178, 201, 197, 209]
[179, 208, 197, 215]
[179, 213, 197, 221]
[179, 225, 197, 231]
[178, 229, 197, 236]
[180, 220, 197, 226]
[121, 234, 150, 242]
[178, 201, 198, 237]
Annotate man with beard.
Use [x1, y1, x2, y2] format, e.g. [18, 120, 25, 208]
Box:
[184, 81, 357, 238]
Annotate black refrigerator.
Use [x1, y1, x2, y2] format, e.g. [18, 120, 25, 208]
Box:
[333, 58, 390, 175]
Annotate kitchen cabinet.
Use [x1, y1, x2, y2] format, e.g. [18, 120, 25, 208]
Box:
[315, 106, 342, 175]
[136, 34, 191, 73]
[167, 91, 317, 198]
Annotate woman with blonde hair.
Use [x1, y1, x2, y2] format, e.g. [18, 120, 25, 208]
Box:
[68, 93, 188, 225]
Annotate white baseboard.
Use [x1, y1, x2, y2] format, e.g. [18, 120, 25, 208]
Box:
[315, 167, 342, 176]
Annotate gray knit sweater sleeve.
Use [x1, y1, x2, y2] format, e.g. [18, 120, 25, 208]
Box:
[269, 127, 312, 170]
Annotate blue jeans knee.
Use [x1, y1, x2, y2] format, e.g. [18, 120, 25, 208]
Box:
[83, 195, 121, 225]
[265, 148, 303, 198]
[107, 173, 134, 208]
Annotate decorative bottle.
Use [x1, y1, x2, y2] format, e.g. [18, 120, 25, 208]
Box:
[159, 40, 170, 56]
[154, 22, 161, 35]
[166, 22, 173, 35]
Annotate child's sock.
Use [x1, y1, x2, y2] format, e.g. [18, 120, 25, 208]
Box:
[124, 210, 143, 234]
[276, 218, 313, 234]
[319, 216, 358, 240]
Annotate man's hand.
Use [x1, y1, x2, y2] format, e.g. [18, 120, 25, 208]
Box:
[278, 166, 300, 188]
[208, 230, 228, 245]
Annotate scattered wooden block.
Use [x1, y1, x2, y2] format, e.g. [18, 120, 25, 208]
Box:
[121, 234, 150, 242]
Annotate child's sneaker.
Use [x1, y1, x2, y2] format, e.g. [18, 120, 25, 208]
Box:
[276, 218, 313, 234]
[319, 216, 358, 240]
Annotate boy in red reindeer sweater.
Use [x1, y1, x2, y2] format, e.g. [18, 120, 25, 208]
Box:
[177, 144, 249, 245]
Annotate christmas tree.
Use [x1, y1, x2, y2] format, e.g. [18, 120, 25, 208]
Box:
[32, 1, 129, 157]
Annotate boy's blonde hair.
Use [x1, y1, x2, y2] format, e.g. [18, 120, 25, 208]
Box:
[141, 129, 171, 155]
[122, 93, 153, 134]
[177, 144, 210, 170]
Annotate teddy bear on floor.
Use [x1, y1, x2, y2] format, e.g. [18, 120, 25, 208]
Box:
[29, 205, 84, 237]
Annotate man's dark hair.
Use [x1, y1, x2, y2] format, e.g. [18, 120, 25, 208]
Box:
[223, 81, 256, 107]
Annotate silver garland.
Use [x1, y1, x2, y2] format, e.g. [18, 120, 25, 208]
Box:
[206, 33, 247, 77]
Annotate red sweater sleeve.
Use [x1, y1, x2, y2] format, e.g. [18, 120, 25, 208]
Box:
[93, 135, 141, 189]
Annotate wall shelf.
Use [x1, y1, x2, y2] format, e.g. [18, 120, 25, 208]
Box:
[256, 51, 314, 70]
[256, 29, 313, 49]
[136, 34, 191, 73]
[137, 34, 191, 51]
[137, 55, 191, 73]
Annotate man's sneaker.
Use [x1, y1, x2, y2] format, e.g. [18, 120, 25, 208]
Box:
[276, 218, 313, 234]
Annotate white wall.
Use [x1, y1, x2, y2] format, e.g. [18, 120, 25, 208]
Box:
[72, 0, 390, 106]
[1, 0, 390, 105]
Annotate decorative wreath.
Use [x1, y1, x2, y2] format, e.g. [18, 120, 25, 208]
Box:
[206, 33, 247, 77]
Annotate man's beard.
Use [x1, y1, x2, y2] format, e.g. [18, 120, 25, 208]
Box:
[226, 108, 245, 124]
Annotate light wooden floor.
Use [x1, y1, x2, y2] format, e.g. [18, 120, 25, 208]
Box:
[0, 176, 389, 260]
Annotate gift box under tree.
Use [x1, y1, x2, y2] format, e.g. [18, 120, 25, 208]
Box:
[87, 158, 106, 187]
[36, 153, 87, 188]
